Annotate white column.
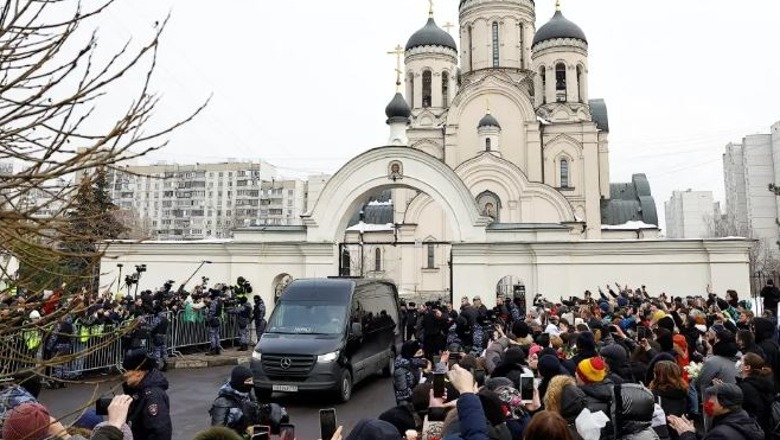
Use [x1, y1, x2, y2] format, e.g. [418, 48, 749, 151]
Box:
[581, 68, 589, 103]
[413, 72, 423, 109]
[566, 65, 577, 104]
[545, 65, 555, 105]
[534, 69, 543, 107]
[432, 71, 442, 108]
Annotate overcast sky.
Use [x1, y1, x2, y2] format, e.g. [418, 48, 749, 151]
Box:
[95, 0, 780, 227]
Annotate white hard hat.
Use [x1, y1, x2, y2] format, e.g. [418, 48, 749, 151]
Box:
[29, 310, 41, 320]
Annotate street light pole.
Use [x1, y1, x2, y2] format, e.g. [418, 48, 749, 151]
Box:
[182, 260, 213, 287]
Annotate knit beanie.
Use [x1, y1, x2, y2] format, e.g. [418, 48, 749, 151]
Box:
[575, 332, 596, 353]
[652, 310, 666, 323]
[378, 405, 417, 434]
[617, 297, 629, 308]
[576, 357, 607, 384]
[538, 355, 564, 380]
[528, 344, 543, 359]
[658, 316, 676, 333]
[672, 334, 688, 353]
[230, 366, 253, 393]
[503, 347, 526, 366]
[655, 328, 674, 352]
[3, 402, 50, 440]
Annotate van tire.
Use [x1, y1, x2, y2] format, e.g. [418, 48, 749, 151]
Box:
[255, 387, 272, 400]
[336, 370, 352, 403]
[381, 355, 394, 377]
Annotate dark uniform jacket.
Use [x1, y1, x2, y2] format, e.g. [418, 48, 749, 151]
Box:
[124, 369, 172, 440]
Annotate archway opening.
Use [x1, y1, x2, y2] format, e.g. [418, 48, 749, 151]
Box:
[496, 275, 525, 312]
[271, 273, 293, 304]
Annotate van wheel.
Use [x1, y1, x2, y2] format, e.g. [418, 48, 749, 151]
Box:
[381, 356, 394, 377]
[255, 387, 272, 401]
[336, 370, 352, 403]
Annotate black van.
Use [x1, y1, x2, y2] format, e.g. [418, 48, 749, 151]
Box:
[250, 278, 401, 402]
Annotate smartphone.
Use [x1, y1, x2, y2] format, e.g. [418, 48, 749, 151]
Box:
[250, 426, 270, 440]
[280, 424, 295, 440]
[433, 355, 441, 365]
[472, 368, 486, 387]
[95, 397, 113, 416]
[637, 325, 648, 340]
[520, 373, 534, 403]
[320, 408, 337, 440]
[433, 372, 446, 398]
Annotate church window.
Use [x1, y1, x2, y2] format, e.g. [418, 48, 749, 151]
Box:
[408, 73, 415, 108]
[576, 65, 583, 102]
[427, 243, 435, 269]
[555, 63, 567, 102]
[519, 23, 524, 69]
[560, 159, 570, 188]
[422, 71, 432, 108]
[539, 66, 547, 104]
[374, 248, 382, 272]
[486, 138, 492, 151]
[468, 25, 473, 71]
[492, 22, 500, 68]
[442, 71, 449, 107]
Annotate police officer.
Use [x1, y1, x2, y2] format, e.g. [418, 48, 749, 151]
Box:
[121, 349, 172, 440]
[233, 276, 253, 302]
[45, 315, 74, 388]
[233, 297, 253, 351]
[253, 295, 266, 342]
[206, 290, 223, 356]
[148, 304, 169, 370]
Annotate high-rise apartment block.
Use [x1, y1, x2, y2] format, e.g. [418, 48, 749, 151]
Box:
[664, 190, 718, 238]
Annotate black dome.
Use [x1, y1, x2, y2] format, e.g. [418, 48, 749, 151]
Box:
[533, 10, 588, 47]
[406, 18, 457, 51]
[478, 113, 501, 129]
[385, 92, 411, 120]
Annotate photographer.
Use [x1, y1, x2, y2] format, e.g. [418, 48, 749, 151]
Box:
[209, 366, 257, 436]
[121, 349, 172, 440]
[233, 277, 253, 302]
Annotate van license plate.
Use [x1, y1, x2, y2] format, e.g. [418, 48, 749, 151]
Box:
[272, 385, 298, 392]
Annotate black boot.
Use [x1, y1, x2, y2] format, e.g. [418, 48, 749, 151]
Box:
[238, 344, 248, 352]
[205, 348, 216, 356]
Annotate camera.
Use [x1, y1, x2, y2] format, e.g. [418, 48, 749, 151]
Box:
[245, 402, 289, 435]
[96, 396, 137, 416]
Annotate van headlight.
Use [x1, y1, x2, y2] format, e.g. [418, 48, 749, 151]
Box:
[252, 351, 262, 361]
[317, 350, 339, 363]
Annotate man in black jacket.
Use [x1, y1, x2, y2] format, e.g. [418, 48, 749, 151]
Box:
[121, 349, 172, 440]
[761, 279, 780, 319]
[669, 383, 764, 440]
[209, 366, 257, 436]
[752, 317, 780, 393]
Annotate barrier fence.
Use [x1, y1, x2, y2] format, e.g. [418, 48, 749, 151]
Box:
[0, 309, 244, 378]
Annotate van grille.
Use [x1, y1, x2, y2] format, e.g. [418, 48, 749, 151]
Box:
[262, 354, 315, 377]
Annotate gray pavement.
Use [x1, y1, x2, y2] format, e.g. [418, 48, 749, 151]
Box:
[39, 365, 396, 440]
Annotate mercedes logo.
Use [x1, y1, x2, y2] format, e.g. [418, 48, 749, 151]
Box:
[280, 357, 292, 370]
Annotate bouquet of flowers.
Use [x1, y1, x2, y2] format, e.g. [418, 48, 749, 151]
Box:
[684, 362, 702, 380]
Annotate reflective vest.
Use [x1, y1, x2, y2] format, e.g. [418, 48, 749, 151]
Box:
[91, 324, 105, 337]
[23, 328, 42, 350]
[78, 324, 90, 343]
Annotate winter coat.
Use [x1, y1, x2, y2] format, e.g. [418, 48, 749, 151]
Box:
[491, 363, 529, 390]
[613, 383, 657, 440]
[209, 383, 257, 435]
[737, 375, 774, 440]
[678, 409, 765, 440]
[652, 387, 687, 419]
[580, 380, 615, 440]
[484, 338, 510, 375]
[754, 317, 780, 393]
[645, 351, 677, 386]
[89, 425, 124, 440]
[393, 356, 427, 404]
[443, 393, 491, 440]
[123, 369, 172, 440]
[695, 341, 738, 395]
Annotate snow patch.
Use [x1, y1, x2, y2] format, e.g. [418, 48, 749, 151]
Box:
[346, 223, 395, 232]
[601, 221, 658, 230]
[368, 199, 392, 206]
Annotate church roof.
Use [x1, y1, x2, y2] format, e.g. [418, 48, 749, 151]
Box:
[478, 113, 501, 129]
[347, 190, 394, 227]
[385, 92, 411, 121]
[601, 174, 658, 226]
[589, 99, 609, 132]
[533, 10, 588, 47]
[406, 18, 457, 51]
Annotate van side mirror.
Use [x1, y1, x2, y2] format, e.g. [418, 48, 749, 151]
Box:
[350, 322, 363, 339]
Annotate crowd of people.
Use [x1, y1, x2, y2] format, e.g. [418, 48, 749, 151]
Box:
[3, 281, 780, 440]
[0, 276, 268, 383]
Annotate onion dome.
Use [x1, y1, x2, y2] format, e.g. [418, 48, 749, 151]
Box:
[406, 18, 457, 51]
[385, 92, 411, 121]
[533, 10, 588, 47]
[478, 113, 501, 129]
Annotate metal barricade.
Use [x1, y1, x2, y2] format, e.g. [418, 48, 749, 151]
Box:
[169, 309, 210, 356]
[0, 334, 38, 379]
[72, 325, 124, 374]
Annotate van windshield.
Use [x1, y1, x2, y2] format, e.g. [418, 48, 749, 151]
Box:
[266, 301, 346, 335]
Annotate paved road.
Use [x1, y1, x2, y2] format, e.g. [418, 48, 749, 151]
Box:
[39, 365, 396, 440]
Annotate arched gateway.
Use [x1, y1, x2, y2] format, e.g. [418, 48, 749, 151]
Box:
[303, 146, 492, 243]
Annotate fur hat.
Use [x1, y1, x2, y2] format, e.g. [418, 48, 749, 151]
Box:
[3, 402, 50, 440]
[576, 357, 607, 384]
[192, 426, 244, 440]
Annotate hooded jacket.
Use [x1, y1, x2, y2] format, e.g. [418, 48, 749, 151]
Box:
[580, 379, 616, 440]
[484, 337, 510, 375]
[696, 340, 738, 395]
[491, 348, 529, 389]
[737, 375, 774, 439]
[123, 369, 172, 440]
[393, 356, 428, 404]
[209, 383, 256, 434]
[678, 409, 764, 440]
[754, 317, 780, 393]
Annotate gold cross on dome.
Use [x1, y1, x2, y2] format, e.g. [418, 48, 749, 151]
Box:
[387, 44, 405, 90]
[428, 0, 434, 17]
[443, 22, 455, 33]
[556, 0, 561, 11]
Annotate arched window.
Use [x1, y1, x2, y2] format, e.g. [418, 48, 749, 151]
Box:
[442, 71, 449, 107]
[476, 190, 501, 222]
[422, 71, 432, 108]
[467, 25, 473, 71]
[374, 248, 382, 272]
[560, 159, 570, 188]
[492, 22, 500, 68]
[555, 63, 567, 102]
[539, 66, 547, 104]
[518, 23, 524, 69]
[486, 137, 492, 151]
[427, 243, 435, 269]
[576, 65, 583, 102]
[408, 73, 415, 108]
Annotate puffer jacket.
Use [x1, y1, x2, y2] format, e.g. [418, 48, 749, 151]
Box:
[393, 356, 428, 404]
[209, 383, 256, 434]
[613, 383, 659, 440]
[581, 380, 615, 440]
